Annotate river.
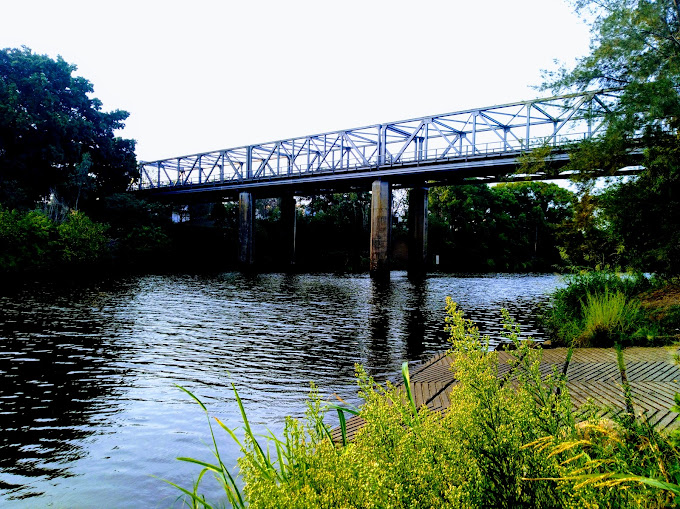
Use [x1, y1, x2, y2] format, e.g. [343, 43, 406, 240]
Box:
[0, 271, 562, 508]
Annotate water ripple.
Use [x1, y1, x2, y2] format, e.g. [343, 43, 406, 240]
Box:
[0, 271, 561, 508]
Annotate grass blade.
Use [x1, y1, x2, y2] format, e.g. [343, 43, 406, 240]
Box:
[161, 476, 214, 509]
[401, 361, 419, 425]
[175, 384, 207, 412]
[326, 403, 360, 416]
[337, 408, 348, 447]
[176, 457, 222, 473]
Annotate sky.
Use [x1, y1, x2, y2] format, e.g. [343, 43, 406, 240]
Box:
[1, 0, 593, 163]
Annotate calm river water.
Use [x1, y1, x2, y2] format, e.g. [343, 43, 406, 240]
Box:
[0, 271, 562, 508]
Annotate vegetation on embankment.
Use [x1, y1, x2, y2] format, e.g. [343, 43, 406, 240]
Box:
[173, 301, 680, 508]
[0, 195, 182, 277]
[543, 272, 680, 348]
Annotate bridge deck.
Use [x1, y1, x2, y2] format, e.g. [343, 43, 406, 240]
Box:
[331, 346, 680, 442]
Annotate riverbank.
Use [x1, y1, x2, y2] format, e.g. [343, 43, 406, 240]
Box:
[230, 303, 680, 508]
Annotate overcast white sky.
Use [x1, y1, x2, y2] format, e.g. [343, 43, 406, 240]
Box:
[1, 0, 592, 162]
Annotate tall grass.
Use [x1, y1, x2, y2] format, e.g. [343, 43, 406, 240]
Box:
[575, 290, 642, 347]
[545, 272, 651, 346]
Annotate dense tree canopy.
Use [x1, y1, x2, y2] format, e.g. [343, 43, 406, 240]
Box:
[0, 47, 137, 209]
[542, 0, 680, 275]
[428, 182, 575, 271]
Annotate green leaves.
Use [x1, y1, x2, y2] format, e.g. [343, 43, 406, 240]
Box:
[542, 1, 680, 274]
[0, 206, 109, 272]
[173, 303, 680, 508]
[428, 182, 574, 271]
[0, 47, 137, 208]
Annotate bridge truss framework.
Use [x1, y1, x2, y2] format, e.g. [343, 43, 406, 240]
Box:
[135, 89, 619, 195]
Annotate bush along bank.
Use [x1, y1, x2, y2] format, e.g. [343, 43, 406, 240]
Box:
[0, 207, 110, 274]
[543, 272, 680, 347]
[171, 300, 680, 508]
[0, 203, 175, 278]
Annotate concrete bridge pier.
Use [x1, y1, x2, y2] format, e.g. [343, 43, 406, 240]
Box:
[238, 191, 254, 266]
[280, 193, 297, 267]
[370, 179, 392, 277]
[408, 187, 428, 278]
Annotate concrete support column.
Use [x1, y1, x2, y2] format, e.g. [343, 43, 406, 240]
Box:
[238, 191, 254, 266]
[408, 187, 428, 277]
[280, 193, 296, 266]
[370, 179, 392, 277]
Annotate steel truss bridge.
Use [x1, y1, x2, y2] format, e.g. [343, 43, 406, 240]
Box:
[134, 89, 622, 197]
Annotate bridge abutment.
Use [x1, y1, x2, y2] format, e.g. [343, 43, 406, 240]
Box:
[408, 187, 428, 277]
[370, 179, 392, 277]
[238, 191, 254, 266]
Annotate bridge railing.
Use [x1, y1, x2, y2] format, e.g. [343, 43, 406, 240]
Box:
[134, 90, 618, 191]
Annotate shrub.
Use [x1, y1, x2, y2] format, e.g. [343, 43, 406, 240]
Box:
[575, 290, 643, 347]
[0, 207, 56, 271]
[0, 206, 109, 272]
[173, 302, 571, 508]
[57, 210, 109, 264]
[554, 272, 650, 317]
[545, 272, 652, 346]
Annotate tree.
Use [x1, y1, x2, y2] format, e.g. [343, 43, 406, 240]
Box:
[428, 182, 574, 271]
[429, 184, 496, 270]
[296, 193, 371, 270]
[492, 182, 575, 268]
[545, 0, 680, 139]
[543, 0, 680, 274]
[0, 47, 137, 209]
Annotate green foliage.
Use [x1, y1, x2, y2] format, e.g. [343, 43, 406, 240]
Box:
[576, 290, 642, 347]
[118, 225, 170, 261]
[526, 417, 680, 508]
[0, 207, 56, 270]
[166, 385, 246, 509]
[553, 271, 651, 314]
[555, 190, 629, 271]
[541, 271, 680, 346]
[0, 206, 109, 272]
[56, 210, 109, 264]
[598, 159, 680, 275]
[173, 306, 561, 508]
[0, 47, 137, 209]
[296, 192, 370, 271]
[543, 0, 680, 275]
[175, 299, 680, 508]
[428, 182, 575, 271]
[441, 300, 570, 508]
[516, 142, 562, 178]
[95, 193, 172, 265]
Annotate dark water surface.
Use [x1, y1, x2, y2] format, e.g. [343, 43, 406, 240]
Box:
[0, 272, 562, 508]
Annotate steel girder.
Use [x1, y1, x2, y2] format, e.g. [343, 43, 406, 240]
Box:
[135, 89, 618, 192]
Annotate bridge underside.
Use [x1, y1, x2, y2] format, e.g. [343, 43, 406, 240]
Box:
[140, 154, 640, 277]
